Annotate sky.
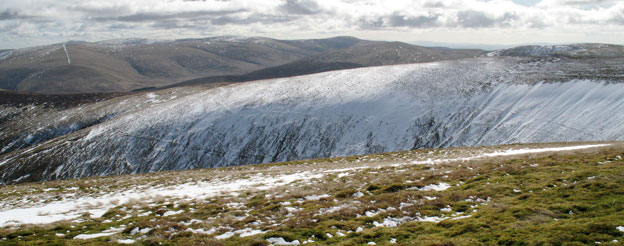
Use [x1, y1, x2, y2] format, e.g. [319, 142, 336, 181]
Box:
[1, 0, 623, 49]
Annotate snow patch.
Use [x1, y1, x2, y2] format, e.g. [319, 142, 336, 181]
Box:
[267, 237, 301, 245]
[186, 227, 216, 234]
[304, 194, 330, 200]
[116, 239, 136, 244]
[373, 216, 414, 227]
[410, 183, 451, 191]
[73, 227, 124, 240]
[450, 214, 472, 220]
[237, 228, 266, 237]
[162, 210, 183, 217]
[410, 145, 610, 167]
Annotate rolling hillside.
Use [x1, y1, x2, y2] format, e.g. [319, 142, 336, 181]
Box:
[1, 36, 484, 94]
[171, 41, 484, 88]
[303, 42, 484, 66]
[1, 46, 623, 184]
[0, 36, 375, 94]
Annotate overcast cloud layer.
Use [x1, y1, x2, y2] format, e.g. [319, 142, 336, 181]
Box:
[1, 0, 623, 49]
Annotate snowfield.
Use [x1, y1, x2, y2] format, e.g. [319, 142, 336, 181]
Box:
[0, 143, 609, 227]
[1, 56, 624, 183]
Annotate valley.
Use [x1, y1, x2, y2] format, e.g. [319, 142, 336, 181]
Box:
[3, 0, 624, 244]
[1, 38, 624, 245]
[1, 52, 624, 184]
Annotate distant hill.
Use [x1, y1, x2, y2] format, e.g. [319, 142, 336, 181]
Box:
[0, 90, 128, 109]
[164, 61, 365, 88]
[411, 40, 514, 50]
[303, 41, 484, 66]
[489, 43, 624, 58]
[169, 41, 484, 88]
[0, 36, 375, 94]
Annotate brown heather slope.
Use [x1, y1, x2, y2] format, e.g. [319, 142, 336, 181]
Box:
[0, 36, 374, 94]
[169, 41, 484, 88]
[303, 41, 485, 66]
[0, 37, 485, 94]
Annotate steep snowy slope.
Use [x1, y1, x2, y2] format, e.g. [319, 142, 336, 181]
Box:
[1, 56, 624, 184]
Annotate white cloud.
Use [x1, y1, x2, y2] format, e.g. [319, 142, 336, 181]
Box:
[0, 0, 622, 48]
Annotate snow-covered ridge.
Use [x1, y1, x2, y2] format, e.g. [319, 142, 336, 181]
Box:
[488, 43, 624, 58]
[1, 57, 623, 183]
[95, 38, 168, 46]
[0, 44, 63, 61]
[0, 36, 259, 60]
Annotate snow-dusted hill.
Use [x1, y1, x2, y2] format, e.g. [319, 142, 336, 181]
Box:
[489, 43, 624, 58]
[1, 56, 624, 184]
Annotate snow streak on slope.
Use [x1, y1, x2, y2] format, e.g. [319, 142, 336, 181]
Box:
[1, 57, 623, 183]
[62, 44, 71, 64]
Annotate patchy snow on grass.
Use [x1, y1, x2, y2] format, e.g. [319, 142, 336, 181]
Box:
[317, 204, 349, 215]
[399, 202, 414, 209]
[130, 227, 153, 235]
[481, 145, 611, 158]
[409, 144, 610, 166]
[214, 228, 266, 239]
[215, 231, 236, 239]
[0, 143, 609, 228]
[413, 213, 473, 223]
[352, 191, 365, 198]
[304, 194, 330, 201]
[185, 227, 217, 235]
[267, 237, 301, 245]
[0, 171, 323, 227]
[73, 227, 125, 240]
[284, 207, 302, 213]
[373, 216, 414, 227]
[417, 216, 445, 223]
[162, 210, 184, 217]
[73, 232, 118, 240]
[450, 215, 473, 220]
[116, 239, 136, 244]
[180, 219, 203, 226]
[237, 228, 266, 237]
[410, 183, 451, 191]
